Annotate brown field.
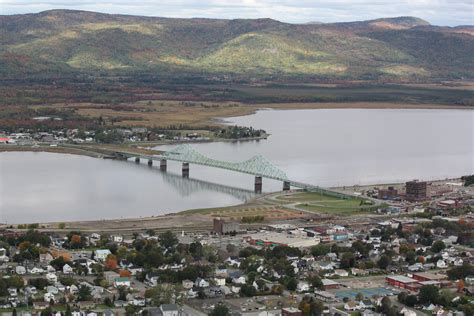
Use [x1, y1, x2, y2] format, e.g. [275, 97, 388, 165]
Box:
[182, 205, 308, 220]
[29, 101, 472, 128]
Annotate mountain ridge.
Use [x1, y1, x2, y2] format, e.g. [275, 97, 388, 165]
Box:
[1, 10, 472, 80]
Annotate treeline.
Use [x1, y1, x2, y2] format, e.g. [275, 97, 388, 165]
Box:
[461, 175, 474, 187]
[215, 125, 266, 139]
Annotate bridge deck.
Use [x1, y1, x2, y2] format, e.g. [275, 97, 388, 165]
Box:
[113, 144, 353, 199]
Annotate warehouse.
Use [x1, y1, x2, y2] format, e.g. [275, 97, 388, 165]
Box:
[386, 275, 419, 291]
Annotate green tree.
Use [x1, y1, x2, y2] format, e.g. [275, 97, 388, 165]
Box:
[299, 296, 324, 316]
[310, 300, 324, 316]
[77, 285, 92, 301]
[377, 255, 391, 269]
[405, 295, 418, 307]
[159, 231, 178, 249]
[285, 277, 298, 291]
[7, 275, 24, 289]
[340, 252, 355, 268]
[145, 284, 180, 306]
[311, 244, 330, 257]
[419, 285, 439, 304]
[431, 240, 446, 253]
[40, 307, 52, 316]
[209, 303, 230, 316]
[308, 274, 323, 290]
[240, 284, 257, 297]
[379, 297, 392, 314]
[447, 263, 474, 280]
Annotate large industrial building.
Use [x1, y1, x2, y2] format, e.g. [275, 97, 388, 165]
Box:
[405, 180, 427, 201]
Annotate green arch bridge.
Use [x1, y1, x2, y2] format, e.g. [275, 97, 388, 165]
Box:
[115, 144, 351, 198]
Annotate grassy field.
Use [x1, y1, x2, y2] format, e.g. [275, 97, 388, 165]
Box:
[275, 191, 376, 216]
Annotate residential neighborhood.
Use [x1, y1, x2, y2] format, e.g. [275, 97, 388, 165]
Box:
[0, 200, 473, 315]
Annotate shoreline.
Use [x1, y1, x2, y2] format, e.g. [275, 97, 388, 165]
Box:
[0, 175, 465, 228]
[216, 102, 474, 121]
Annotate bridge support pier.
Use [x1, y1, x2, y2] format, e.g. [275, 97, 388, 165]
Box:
[135, 157, 140, 164]
[283, 181, 291, 191]
[148, 159, 153, 167]
[254, 176, 262, 193]
[182, 162, 190, 178]
[160, 159, 167, 171]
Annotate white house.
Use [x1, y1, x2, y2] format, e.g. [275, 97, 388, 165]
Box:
[46, 273, 58, 283]
[44, 292, 55, 303]
[110, 235, 123, 243]
[0, 248, 9, 262]
[46, 286, 59, 295]
[214, 277, 226, 286]
[131, 297, 146, 306]
[232, 276, 246, 285]
[39, 253, 54, 264]
[114, 277, 131, 288]
[225, 257, 241, 267]
[94, 249, 112, 262]
[344, 301, 360, 311]
[195, 278, 210, 288]
[182, 279, 194, 289]
[30, 267, 44, 274]
[453, 258, 463, 266]
[401, 308, 417, 316]
[159, 304, 181, 316]
[359, 300, 374, 309]
[436, 260, 447, 269]
[69, 284, 79, 294]
[7, 288, 17, 297]
[334, 269, 349, 277]
[297, 281, 310, 293]
[63, 264, 73, 274]
[15, 266, 26, 275]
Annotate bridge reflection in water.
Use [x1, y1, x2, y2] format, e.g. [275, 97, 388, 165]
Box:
[118, 144, 351, 199]
[132, 162, 256, 202]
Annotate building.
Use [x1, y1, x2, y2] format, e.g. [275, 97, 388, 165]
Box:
[114, 277, 131, 288]
[0, 137, 12, 144]
[386, 275, 419, 291]
[94, 249, 112, 262]
[411, 272, 447, 282]
[314, 290, 337, 302]
[322, 279, 340, 290]
[282, 307, 302, 316]
[405, 180, 427, 201]
[213, 218, 240, 235]
[378, 187, 398, 200]
[244, 231, 320, 248]
[160, 304, 181, 316]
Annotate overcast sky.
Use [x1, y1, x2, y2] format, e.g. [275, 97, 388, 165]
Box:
[1, 0, 473, 26]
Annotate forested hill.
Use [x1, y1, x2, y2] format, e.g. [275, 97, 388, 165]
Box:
[1, 10, 473, 80]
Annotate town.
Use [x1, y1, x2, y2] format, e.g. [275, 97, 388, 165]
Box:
[0, 178, 473, 316]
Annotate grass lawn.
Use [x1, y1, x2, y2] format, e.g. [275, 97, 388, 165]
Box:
[277, 191, 375, 216]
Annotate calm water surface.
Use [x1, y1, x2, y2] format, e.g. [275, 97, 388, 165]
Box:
[1, 109, 472, 223]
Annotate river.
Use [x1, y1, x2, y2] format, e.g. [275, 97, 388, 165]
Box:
[1, 108, 472, 223]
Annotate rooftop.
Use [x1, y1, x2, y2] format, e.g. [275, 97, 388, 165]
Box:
[386, 275, 417, 283]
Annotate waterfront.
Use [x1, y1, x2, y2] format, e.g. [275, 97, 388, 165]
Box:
[158, 108, 474, 187]
[1, 108, 472, 223]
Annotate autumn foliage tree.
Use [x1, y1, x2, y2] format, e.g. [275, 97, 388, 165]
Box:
[119, 270, 131, 278]
[105, 254, 118, 270]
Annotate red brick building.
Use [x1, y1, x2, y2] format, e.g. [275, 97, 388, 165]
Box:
[386, 275, 419, 291]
